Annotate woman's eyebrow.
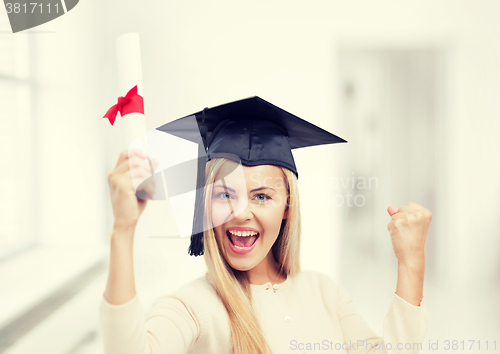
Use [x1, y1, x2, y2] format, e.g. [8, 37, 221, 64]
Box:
[213, 185, 276, 193]
[250, 186, 275, 193]
[214, 184, 235, 193]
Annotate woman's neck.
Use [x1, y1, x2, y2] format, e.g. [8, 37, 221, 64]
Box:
[247, 251, 286, 285]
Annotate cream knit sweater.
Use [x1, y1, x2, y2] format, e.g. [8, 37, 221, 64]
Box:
[99, 269, 427, 354]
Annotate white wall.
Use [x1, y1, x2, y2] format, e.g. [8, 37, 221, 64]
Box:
[25, 0, 110, 247]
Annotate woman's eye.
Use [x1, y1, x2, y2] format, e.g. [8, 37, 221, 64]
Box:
[215, 192, 232, 200]
[254, 193, 271, 202]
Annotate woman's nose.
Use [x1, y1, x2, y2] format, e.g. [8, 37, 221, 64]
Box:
[231, 200, 254, 222]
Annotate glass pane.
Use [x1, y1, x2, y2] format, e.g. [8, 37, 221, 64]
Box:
[0, 35, 30, 78]
[0, 81, 34, 256]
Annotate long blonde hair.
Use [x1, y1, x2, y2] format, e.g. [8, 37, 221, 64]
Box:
[202, 158, 301, 354]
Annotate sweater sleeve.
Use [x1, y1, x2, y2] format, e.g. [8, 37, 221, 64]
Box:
[336, 284, 428, 354]
[98, 292, 200, 354]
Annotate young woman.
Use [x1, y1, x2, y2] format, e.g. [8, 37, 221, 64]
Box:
[99, 97, 431, 354]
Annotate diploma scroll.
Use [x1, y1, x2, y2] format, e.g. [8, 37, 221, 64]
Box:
[115, 32, 161, 200]
[116, 32, 147, 149]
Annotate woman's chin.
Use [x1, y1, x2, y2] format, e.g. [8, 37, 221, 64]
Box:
[225, 255, 258, 272]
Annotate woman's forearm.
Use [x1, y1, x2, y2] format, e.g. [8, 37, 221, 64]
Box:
[103, 225, 138, 305]
[395, 258, 425, 306]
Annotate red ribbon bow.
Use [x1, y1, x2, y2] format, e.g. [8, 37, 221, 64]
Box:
[103, 85, 144, 125]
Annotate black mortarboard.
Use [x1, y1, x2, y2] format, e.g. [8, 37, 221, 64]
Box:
[155, 96, 347, 256]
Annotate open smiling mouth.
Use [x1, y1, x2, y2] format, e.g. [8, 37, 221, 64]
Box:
[226, 230, 260, 249]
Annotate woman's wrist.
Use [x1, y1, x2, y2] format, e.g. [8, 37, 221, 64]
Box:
[395, 259, 425, 306]
[112, 221, 137, 239]
[105, 225, 137, 305]
[397, 254, 426, 270]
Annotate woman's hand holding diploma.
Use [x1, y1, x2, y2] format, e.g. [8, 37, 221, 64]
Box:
[386, 202, 433, 306]
[108, 148, 160, 233]
[108, 148, 160, 232]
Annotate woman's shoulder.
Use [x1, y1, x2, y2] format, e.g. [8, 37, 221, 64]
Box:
[161, 273, 218, 304]
[148, 273, 224, 323]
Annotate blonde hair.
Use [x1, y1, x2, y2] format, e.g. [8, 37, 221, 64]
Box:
[202, 158, 301, 354]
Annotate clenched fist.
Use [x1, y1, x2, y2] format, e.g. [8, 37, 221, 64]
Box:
[387, 202, 432, 266]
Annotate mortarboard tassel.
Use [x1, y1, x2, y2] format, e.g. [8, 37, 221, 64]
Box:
[188, 108, 209, 256]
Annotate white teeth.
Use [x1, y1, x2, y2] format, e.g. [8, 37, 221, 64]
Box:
[228, 230, 258, 237]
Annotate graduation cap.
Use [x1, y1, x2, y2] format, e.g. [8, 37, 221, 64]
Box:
[140, 96, 347, 256]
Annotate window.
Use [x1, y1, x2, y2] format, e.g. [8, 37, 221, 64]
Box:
[0, 35, 37, 257]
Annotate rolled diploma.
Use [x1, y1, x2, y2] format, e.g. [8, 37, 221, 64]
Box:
[116, 32, 147, 150]
[116, 32, 160, 197]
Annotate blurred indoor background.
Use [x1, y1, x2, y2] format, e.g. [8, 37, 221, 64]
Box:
[0, 0, 499, 353]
